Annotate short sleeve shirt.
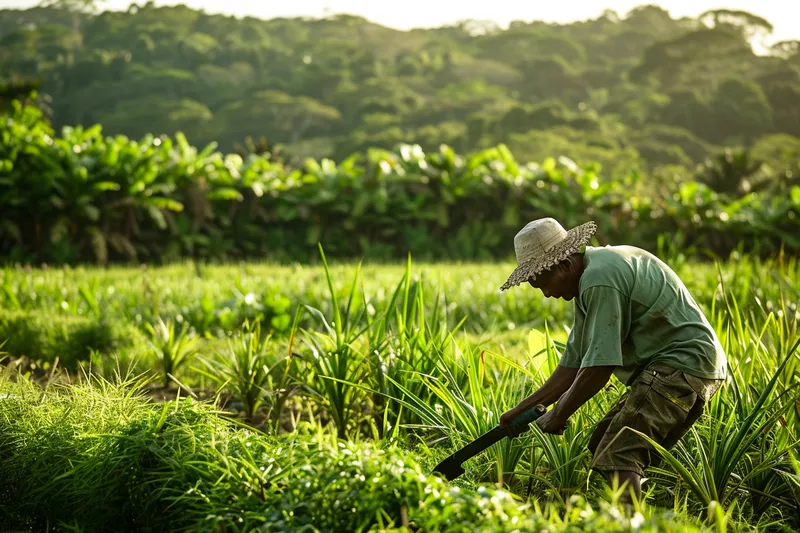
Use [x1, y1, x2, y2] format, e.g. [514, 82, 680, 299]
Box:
[559, 245, 727, 385]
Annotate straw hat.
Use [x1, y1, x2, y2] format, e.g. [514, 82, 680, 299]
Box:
[500, 218, 597, 291]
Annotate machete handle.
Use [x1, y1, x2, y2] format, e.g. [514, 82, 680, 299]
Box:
[510, 404, 547, 427]
[504, 404, 547, 437]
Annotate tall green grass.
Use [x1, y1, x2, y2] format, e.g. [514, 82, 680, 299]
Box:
[184, 250, 798, 529]
[0, 249, 798, 531]
[0, 376, 712, 532]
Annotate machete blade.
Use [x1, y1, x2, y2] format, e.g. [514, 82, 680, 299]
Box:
[431, 404, 546, 481]
[432, 426, 506, 481]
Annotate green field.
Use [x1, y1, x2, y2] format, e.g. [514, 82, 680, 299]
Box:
[3, 3, 800, 530]
[1, 250, 798, 532]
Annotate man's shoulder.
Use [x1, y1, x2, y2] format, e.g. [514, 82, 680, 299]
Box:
[585, 244, 652, 261]
[580, 245, 641, 293]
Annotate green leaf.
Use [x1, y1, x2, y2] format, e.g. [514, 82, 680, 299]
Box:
[208, 188, 244, 201]
[790, 186, 800, 206]
[93, 181, 121, 192]
[147, 206, 168, 230]
[79, 285, 100, 316]
[497, 143, 519, 177]
[84, 205, 100, 222]
[145, 197, 184, 212]
[270, 314, 291, 332]
[2, 284, 21, 309]
[87, 226, 108, 264]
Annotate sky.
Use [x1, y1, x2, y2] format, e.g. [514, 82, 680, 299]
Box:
[1, 0, 798, 46]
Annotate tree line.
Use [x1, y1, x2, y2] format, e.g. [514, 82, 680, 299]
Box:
[1, 2, 799, 185]
[2, 97, 797, 265]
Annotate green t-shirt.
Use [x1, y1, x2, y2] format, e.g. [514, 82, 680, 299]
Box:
[559, 245, 727, 384]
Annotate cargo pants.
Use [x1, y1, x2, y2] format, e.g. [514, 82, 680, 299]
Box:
[588, 363, 723, 477]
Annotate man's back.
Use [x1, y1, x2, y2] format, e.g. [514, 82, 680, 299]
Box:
[564, 245, 727, 384]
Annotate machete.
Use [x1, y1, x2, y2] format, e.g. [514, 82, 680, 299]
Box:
[432, 404, 547, 481]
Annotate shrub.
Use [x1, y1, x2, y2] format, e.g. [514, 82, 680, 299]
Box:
[0, 378, 712, 532]
[0, 308, 146, 369]
[2, 101, 799, 266]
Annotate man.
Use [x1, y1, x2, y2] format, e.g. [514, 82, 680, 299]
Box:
[497, 218, 727, 502]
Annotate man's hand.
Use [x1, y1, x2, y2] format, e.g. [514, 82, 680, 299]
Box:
[501, 366, 614, 438]
[499, 404, 567, 437]
[535, 408, 568, 435]
[499, 405, 526, 429]
[498, 365, 579, 433]
[499, 404, 529, 436]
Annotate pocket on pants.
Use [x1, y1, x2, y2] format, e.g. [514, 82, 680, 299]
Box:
[618, 371, 657, 419]
[684, 373, 723, 402]
[647, 364, 698, 414]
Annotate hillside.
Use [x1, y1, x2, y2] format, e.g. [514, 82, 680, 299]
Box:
[2, 3, 800, 178]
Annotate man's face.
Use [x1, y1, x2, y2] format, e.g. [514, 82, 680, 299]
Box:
[528, 264, 579, 301]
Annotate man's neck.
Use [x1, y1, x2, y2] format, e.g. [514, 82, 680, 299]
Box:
[573, 253, 586, 296]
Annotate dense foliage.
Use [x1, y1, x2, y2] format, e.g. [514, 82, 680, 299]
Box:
[2, 3, 800, 178]
[2, 100, 799, 265]
[0, 379, 713, 532]
[1, 254, 798, 531]
[3, 5, 798, 529]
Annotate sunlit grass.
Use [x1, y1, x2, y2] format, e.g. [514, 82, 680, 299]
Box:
[0, 374, 719, 532]
[1, 248, 799, 531]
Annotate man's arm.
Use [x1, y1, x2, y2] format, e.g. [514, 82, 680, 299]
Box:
[499, 364, 578, 428]
[537, 285, 630, 433]
[501, 299, 586, 430]
[514, 364, 579, 407]
[542, 365, 615, 431]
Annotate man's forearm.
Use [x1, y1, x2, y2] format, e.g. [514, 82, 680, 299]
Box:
[551, 365, 615, 421]
[516, 364, 579, 409]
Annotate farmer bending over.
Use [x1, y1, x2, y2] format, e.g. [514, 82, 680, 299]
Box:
[498, 218, 727, 502]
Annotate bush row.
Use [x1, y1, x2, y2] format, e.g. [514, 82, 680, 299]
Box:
[2, 100, 799, 266]
[0, 379, 710, 532]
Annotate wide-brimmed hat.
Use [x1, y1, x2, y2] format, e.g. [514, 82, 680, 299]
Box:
[500, 218, 597, 291]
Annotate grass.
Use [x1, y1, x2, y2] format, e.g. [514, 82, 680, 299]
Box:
[0, 246, 799, 531]
[0, 376, 714, 533]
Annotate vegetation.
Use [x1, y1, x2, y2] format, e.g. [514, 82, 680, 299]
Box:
[1, 3, 799, 531]
[2, 99, 799, 266]
[4, 3, 800, 266]
[0, 378, 712, 532]
[1, 250, 799, 531]
[2, 3, 800, 177]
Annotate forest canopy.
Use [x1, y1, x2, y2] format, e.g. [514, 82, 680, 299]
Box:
[2, 2, 800, 178]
